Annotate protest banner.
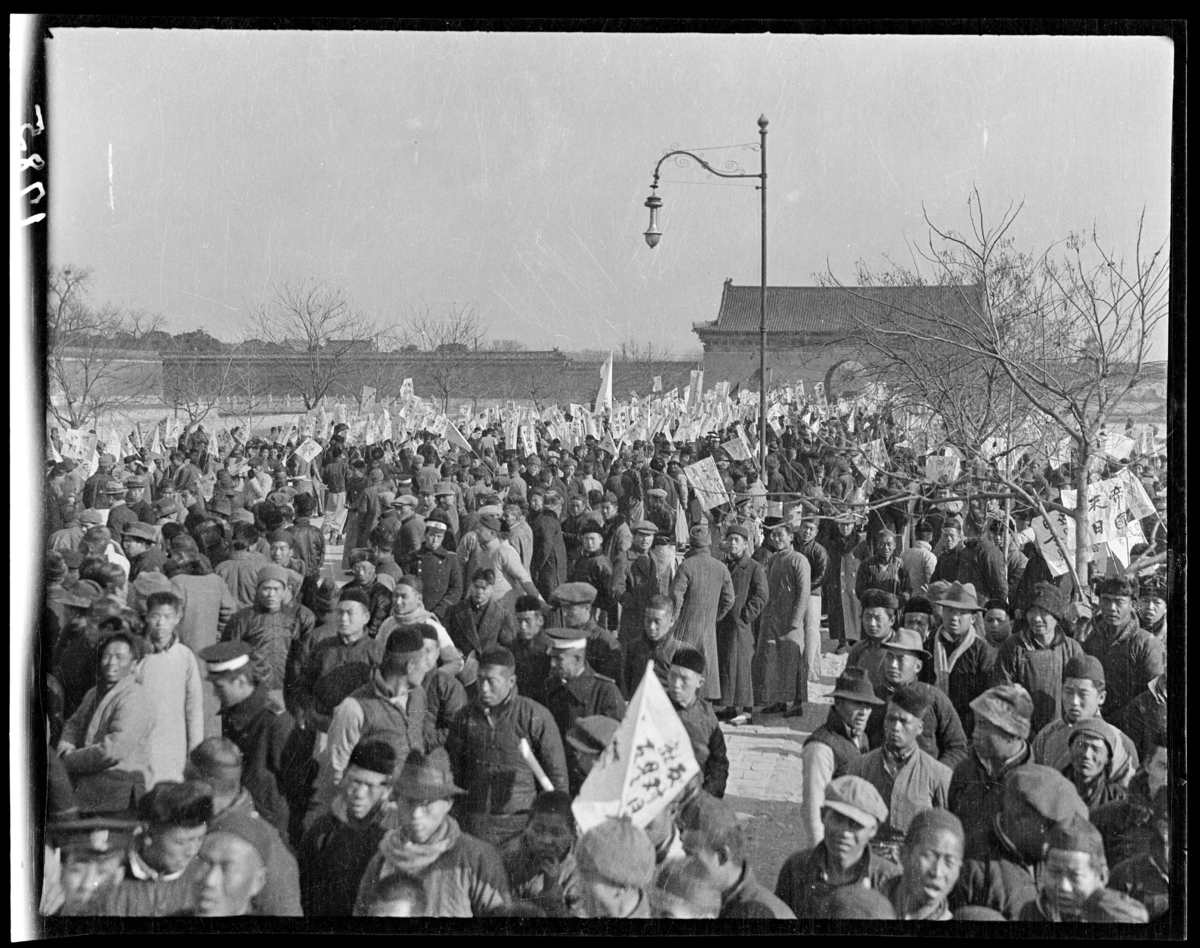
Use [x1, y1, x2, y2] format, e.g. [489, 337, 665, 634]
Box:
[683, 456, 730, 510]
[721, 436, 752, 462]
[572, 663, 701, 834]
[1032, 511, 1077, 578]
[400, 378, 413, 401]
[293, 438, 323, 465]
[924, 454, 961, 484]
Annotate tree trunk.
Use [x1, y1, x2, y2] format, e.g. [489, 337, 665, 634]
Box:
[1073, 450, 1091, 594]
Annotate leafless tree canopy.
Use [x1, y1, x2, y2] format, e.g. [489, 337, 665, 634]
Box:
[616, 338, 676, 362]
[396, 303, 489, 411]
[46, 265, 165, 429]
[246, 278, 385, 410]
[828, 189, 1168, 583]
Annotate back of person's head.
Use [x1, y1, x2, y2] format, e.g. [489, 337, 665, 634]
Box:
[364, 872, 427, 916]
[187, 737, 244, 799]
[293, 492, 315, 518]
[530, 790, 574, 823]
[231, 522, 260, 550]
[369, 525, 394, 549]
[137, 780, 213, 829]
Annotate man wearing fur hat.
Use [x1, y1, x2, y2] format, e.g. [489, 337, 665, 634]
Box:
[1079, 575, 1164, 723]
[994, 581, 1085, 735]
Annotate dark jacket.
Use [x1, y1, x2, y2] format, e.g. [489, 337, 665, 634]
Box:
[804, 709, 868, 778]
[545, 665, 626, 793]
[530, 510, 568, 599]
[866, 679, 969, 770]
[339, 578, 394, 637]
[674, 697, 729, 798]
[613, 550, 669, 645]
[1111, 682, 1167, 766]
[510, 633, 553, 707]
[1080, 616, 1164, 722]
[795, 538, 829, 590]
[294, 633, 380, 731]
[717, 551, 769, 709]
[775, 842, 901, 919]
[424, 667, 469, 750]
[212, 787, 304, 916]
[220, 684, 316, 848]
[402, 546, 464, 621]
[952, 823, 1038, 920]
[995, 628, 1085, 736]
[223, 601, 317, 699]
[721, 863, 796, 919]
[948, 744, 1032, 856]
[569, 550, 615, 623]
[622, 634, 678, 699]
[299, 800, 390, 916]
[919, 631, 999, 736]
[447, 691, 570, 846]
[1092, 776, 1164, 867]
[931, 537, 1008, 603]
[446, 597, 516, 659]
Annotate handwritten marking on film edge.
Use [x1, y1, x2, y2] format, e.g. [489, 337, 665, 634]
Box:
[18, 104, 46, 226]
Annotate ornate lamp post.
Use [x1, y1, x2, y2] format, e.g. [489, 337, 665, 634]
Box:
[643, 115, 769, 473]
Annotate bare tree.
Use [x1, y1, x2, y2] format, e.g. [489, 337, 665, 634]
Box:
[225, 353, 270, 438]
[831, 189, 1168, 585]
[615, 337, 676, 362]
[163, 354, 237, 427]
[246, 278, 385, 410]
[46, 265, 165, 429]
[489, 338, 529, 352]
[397, 303, 488, 412]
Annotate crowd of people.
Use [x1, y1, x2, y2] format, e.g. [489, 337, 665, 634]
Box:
[37, 409, 1172, 923]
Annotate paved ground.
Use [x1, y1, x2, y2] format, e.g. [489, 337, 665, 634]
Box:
[322, 538, 843, 891]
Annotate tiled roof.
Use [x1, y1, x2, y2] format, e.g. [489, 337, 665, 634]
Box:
[701, 281, 984, 334]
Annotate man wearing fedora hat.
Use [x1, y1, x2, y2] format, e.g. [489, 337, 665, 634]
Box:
[799, 668, 884, 853]
[862, 628, 968, 770]
[120, 522, 168, 582]
[671, 525, 736, 704]
[354, 748, 511, 917]
[921, 582, 998, 737]
[847, 687, 953, 862]
[995, 581, 1085, 735]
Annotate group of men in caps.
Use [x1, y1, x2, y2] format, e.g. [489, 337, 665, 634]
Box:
[39, 414, 1171, 923]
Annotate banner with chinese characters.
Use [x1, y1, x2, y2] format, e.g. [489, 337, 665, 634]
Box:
[683, 456, 730, 510]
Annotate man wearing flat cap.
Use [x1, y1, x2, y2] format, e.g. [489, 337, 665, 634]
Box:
[670, 525, 736, 705]
[549, 581, 624, 683]
[121, 521, 168, 582]
[1079, 575, 1164, 723]
[544, 627, 626, 794]
[948, 684, 1035, 855]
[952, 763, 1089, 918]
[847, 686, 953, 863]
[775, 775, 901, 918]
[920, 582, 997, 736]
[448, 647, 569, 846]
[994, 581, 1085, 735]
[611, 520, 670, 652]
[571, 818, 657, 918]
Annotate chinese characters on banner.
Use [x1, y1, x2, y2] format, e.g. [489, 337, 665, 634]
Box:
[924, 454, 961, 484]
[683, 456, 730, 510]
[293, 438, 323, 465]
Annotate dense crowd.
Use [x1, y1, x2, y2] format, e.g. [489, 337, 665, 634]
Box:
[38, 412, 1171, 923]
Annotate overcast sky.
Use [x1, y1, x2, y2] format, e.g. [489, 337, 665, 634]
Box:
[48, 30, 1173, 355]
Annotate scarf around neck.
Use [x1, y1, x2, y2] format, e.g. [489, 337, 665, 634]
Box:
[933, 627, 977, 692]
[378, 812, 461, 878]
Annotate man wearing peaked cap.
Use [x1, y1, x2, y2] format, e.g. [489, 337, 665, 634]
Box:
[952, 764, 1088, 919]
[799, 667, 883, 853]
[46, 816, 139, 915]
[847, 685, 954, 862]
[550, 582, 624, 683]
[573, 818, 657, 918]
[860, 627, 969, 772]
[671, 517, 736, 705]
[544, 627, 626, 795]
[775, 775, 901, 918]
[199, 640, 315, 849]
[948, 684, 1035, 856]
[924, 581, 998, 739]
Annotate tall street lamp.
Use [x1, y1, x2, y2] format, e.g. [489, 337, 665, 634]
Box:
[643, 114, 769, 473]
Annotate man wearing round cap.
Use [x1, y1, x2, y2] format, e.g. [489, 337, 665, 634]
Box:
[952, 763, 1089, 918]
[847, 686, 953, 862]
[1030, 654, 1139, 784]
[752, 517, 811, 716]
[862, 627, 968, 769]
[571, 817, 657, 918]
[323, 626, 431, 796]
[669, 525, 735, 705]
[716, 522, 768, 724]
[994, 581, 1085, 735]
[775, 775, 900, 918]
[611, 520, 670, 650]
[1018, 814, 1134, 922]
[222, 564, 316, 712]
[668, 648, 729, 799]
[948, 684, 1035, 855]
[921, 582, 997, 736]
[199, 641, 316, 849]
[354, 748, 511, 916]
[447, 646, 569, 846]
[299, 740, 397, 916]
[799, 668, 884, 853]
[549, 581, 624, 683]
[930, 515, 1008, 604]
[1135, 573, 1167, 642]
[544, 628, 626, 794]
[187, 811, 274, 916]
[1079, 575, 1164, 724]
